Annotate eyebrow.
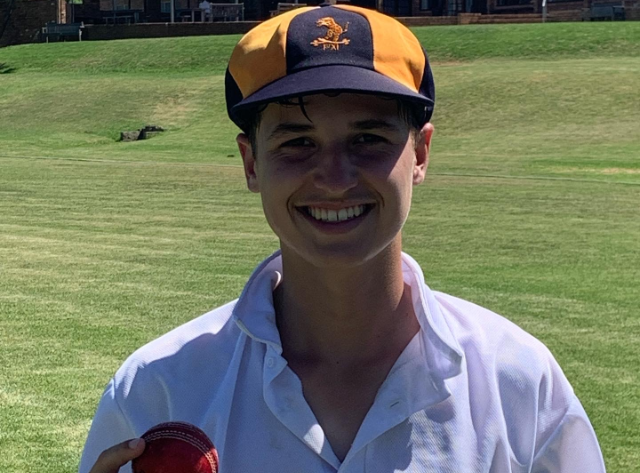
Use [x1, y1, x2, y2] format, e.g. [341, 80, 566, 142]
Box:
[267, 123, 315, 141]
[351, 119, 401, 132]
[267, 119, 400, 141]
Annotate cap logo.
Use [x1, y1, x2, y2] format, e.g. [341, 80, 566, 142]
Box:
[310, 17, 350, 51]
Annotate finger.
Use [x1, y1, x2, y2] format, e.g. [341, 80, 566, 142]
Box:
[88, 438, 146, 473]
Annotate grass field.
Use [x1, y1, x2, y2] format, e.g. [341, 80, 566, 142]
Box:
[1, 22, 639, 472]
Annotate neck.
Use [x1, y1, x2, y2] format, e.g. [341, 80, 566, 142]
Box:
[274, 240, 419, 369]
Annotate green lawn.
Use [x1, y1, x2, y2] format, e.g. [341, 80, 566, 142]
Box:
[1, 22, 639, 472]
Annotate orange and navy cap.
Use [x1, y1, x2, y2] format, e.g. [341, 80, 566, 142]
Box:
[225, 4, 435, 130]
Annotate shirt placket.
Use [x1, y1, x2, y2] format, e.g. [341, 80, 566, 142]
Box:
[338, 343, 453, 473]
[263, 345, 342, 471]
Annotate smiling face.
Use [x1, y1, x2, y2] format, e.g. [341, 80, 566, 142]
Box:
[237, 93, 433, 269]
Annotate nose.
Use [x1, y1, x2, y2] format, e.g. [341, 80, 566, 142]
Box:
[312, 148, 358, 195]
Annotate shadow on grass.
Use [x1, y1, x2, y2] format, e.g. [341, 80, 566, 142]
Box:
[0, 62, 16, 74]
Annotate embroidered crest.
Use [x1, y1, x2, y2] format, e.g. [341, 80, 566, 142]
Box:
[311, 17, 350, 50]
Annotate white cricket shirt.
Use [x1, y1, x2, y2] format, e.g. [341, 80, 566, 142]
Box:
[79, 251, 606, 472]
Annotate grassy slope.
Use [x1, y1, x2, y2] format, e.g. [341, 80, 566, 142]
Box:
[1, 22, 639, 73]
[1, 23, 639, 180]
[0, 22, 639, 472]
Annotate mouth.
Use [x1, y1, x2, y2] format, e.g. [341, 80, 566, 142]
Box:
[297, 204, 375, 224]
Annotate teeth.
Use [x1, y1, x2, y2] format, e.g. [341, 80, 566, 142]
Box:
[306, 205, 368, 223]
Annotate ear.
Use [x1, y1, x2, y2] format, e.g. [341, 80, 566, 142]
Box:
[237, 133, 260, 193]
[413, 122, 434, 185]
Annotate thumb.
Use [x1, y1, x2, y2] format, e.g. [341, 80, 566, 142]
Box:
[88, 438, 145, 473]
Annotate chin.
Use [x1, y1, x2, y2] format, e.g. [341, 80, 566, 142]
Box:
[284, 238, 399, 271]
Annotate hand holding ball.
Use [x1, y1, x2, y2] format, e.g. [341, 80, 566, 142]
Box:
[132, 422, 219, 473]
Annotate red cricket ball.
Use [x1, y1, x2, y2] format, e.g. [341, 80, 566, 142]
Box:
[132, 421, 219, 473]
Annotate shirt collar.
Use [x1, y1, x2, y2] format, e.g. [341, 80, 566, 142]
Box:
[232, 250, 463, 381]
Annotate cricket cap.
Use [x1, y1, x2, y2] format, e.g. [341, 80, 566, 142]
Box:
[225, 4, 435, 130]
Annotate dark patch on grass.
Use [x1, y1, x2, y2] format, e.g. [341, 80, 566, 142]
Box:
[0, 62, 16, 73]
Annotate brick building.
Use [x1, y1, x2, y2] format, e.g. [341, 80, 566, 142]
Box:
[1, 0, 63, 46]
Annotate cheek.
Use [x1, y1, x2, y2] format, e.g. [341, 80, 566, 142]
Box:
[385, 149, 416, 191]
[382, 156, 416, 225]
[395, 175, 415, 224]
[255, 165, 300, 232]
[258, 182, 287, 218]
[259, 192, 290, 244]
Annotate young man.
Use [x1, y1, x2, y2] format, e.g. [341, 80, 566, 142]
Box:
[81, 5, 606, 473]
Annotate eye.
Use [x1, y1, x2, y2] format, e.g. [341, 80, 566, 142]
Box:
[354, 133, 388, 145]
[280, 137, 314, 148]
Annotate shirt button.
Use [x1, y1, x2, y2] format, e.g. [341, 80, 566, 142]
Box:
[267, 357, 275, 368]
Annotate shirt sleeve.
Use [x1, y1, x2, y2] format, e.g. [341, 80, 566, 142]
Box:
[78, 378, 136, 473]
[531, 396, 606, 473]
